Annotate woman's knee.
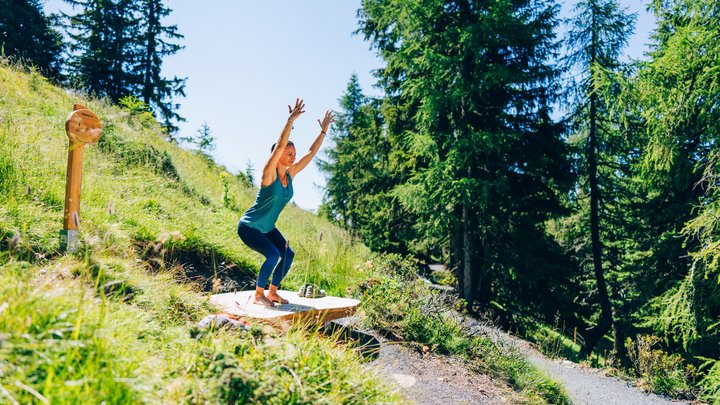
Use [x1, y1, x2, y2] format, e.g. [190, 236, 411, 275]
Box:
[263, 246, 281, 263]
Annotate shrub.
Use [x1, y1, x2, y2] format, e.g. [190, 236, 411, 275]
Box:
[700, 359, 720, 403]
[626, 335, 695, 397]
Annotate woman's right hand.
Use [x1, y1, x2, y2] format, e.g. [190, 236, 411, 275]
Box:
[288, 98, 305, 122]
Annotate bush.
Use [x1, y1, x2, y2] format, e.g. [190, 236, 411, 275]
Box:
[700, 359, 720, 403]
[626, 335, 695, 398]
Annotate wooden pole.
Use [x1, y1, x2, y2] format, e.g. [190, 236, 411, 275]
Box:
[63, 140, 84, 230]
[60, 104, 102, 253]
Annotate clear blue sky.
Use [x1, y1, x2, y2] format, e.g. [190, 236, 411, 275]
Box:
[44, 0, 656, 211]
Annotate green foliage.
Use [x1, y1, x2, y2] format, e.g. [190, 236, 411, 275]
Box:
[62, 0, 185, 133]
[235, 160, 255, 188]
[0, 0, 64, 80]
[699, 359, 720, 403]
[0, 64, 400, 403]
[359, 255, 571, 404]
[181, 121, 216, 159]
[529, 325, 582, 362]
[626, 335, 696, 397]
[319, 74, 415, 254]
[342, 0, 575, 318]
[647, 271, 699, 349]
[602, 0, 720, 371]
[119, 94, 156, 127]
[561, 0, 638, 357]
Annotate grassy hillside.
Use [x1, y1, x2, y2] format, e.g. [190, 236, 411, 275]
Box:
[0, 61, 569, 404]
[0, 61, 394, 403]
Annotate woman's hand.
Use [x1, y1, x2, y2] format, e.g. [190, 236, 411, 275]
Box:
[288, 98, 305, 122]
[317, 110, 336, 133]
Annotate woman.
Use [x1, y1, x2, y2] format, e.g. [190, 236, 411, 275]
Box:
[237, 99, 335, 307]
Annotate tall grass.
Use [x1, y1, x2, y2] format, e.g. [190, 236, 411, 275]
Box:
[0, 60, 368, 291]
[0, 60, 574, 404]
[0, 61, 399, 403]
[0, 257, 400, 403]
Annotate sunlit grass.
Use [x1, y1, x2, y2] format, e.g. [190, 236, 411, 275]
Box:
[0, 61, 398, 403]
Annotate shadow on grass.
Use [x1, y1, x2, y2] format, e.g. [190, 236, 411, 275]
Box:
[136, 240, 256, 293]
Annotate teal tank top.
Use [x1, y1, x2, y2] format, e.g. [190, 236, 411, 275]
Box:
[239, 169, 293, 233]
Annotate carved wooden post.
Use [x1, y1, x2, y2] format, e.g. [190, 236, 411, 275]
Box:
[60, 104, 102, 253]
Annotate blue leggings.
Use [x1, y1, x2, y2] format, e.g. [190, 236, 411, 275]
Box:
[237, 223, 295, 288]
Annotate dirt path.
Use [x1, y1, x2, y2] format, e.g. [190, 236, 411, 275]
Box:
[464, 320, 694, 405]
[372, 339, 522, 404]
[332, 317, 519, 404]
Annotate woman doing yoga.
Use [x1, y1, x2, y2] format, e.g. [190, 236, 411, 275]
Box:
[237, 99, 335, 307]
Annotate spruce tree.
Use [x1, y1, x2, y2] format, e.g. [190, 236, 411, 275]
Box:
[64, 0, 141, 101]
[319, 74, 417, 253]
[138, 0, 186, 134]
[358, 0, 574, 315]
[63, 0, 185, 134]
[564, 0, 636, 358]
[0, 0, 64, 80]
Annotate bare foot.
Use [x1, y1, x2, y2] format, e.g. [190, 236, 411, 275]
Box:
[253, 294, 275, 307]
[267, 292, 289, 304]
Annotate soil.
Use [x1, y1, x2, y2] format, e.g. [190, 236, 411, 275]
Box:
[373, 340, 523, 404]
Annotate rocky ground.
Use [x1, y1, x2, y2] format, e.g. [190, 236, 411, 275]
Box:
[373, 338, 522, 404]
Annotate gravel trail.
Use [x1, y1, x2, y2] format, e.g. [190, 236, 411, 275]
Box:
[333, 317, 519, 404]
[465, 319, 694, 405]
[373, 340, 521, 404]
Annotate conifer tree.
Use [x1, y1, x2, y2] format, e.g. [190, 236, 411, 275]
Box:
[137, 0, 186, 133]
[358, 0, 574, 314]
[627, 0, 720, 364]
[63, 0, 185, 133]
[64, 0, 141, 101]
[564, 0, 636, 358]
[0, 0, 64, 80]
[319, 74, 417, 253]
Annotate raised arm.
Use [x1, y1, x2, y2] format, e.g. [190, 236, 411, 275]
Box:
[289, 110, 336, 178]
[261, 99, 305, 186]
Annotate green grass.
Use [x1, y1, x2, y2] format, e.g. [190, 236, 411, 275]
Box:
[0, 258, 399, 403]
[358, 255, 572, 405]
[0, 60, 398, 403]
[524, 323, 583, 363]
[0, 60, 571, 403]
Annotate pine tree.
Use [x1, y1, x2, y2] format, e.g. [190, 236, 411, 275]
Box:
[64, 0, 141, 101]
[358, 0, 574, 315]
[0, 0, 64, 80]
[137, 0, 186, 134]
[319, 74, 417, 253]
[319, 74, 367, 227]
[564, 0, 636, 358]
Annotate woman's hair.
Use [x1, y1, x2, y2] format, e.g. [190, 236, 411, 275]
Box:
[271, 141, 295, 152]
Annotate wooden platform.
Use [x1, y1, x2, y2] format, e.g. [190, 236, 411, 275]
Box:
[209, 290, 360, 328]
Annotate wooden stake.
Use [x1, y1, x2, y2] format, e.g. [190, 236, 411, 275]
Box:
[60, 104, 102, 253]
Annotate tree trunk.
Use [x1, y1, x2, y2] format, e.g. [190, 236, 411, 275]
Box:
[581, 52, 614, 357]
[475, 231, 491, 307]
[461, 203, 476, 309]
[613, 318, 631, 369]
[451, 210, 465, 301]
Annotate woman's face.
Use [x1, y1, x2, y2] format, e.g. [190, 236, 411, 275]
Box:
[279, 145, 296, 167]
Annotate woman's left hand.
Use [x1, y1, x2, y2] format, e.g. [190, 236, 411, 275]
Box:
[317, 110, 336, 133]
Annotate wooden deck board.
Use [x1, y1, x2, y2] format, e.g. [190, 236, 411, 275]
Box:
[209, 290, 360, 327]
